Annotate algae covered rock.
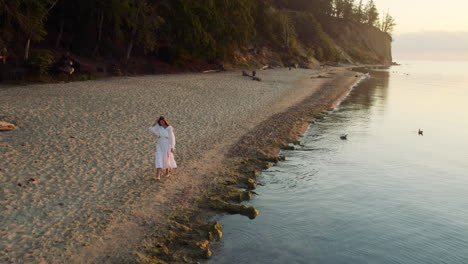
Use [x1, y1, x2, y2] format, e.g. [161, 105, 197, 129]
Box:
[145, 243, 171, 263]
[207, 222, 223, 241]
[224, 189, 252, 202]
[246, 178, 257, 190]
[196, 240, 212, 259]
[262, 162, 274, 170]
[208, 198, 259, 219]
[252, 170, 260, 177]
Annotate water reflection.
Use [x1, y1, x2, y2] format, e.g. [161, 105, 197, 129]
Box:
[208, 63, 468, 264]
[347, 68, 390, 109]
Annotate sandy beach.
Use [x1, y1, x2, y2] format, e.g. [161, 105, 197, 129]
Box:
[0, 67, 358, 263]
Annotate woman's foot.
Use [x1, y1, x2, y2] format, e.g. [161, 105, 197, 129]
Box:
[153, 176, 161, 181]
[165, 173, 171, 178]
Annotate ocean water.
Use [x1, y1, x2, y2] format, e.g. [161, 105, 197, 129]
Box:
[207, 61, 468, 264]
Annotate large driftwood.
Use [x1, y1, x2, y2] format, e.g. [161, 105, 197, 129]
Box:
[203, 69, 222, 73]
[241, 70, 261, 81]
[0, 121, 17, 131]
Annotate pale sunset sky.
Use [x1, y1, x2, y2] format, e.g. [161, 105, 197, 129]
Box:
[373, 0, 468, 61]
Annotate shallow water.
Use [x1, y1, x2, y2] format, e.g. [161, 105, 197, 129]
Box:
[207, 61, 468, 264]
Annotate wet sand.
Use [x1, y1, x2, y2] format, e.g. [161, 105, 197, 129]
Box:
[0, 67, 358, 263]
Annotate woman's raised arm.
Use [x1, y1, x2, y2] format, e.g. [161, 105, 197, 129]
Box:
[149, 125, 160, 136]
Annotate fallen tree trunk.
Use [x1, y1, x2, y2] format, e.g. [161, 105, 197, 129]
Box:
[0, 121, 17, 131]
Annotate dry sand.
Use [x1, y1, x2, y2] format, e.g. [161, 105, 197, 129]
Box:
[0, 67, 358, 263]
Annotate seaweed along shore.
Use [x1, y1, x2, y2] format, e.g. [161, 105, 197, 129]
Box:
[140, 67, 364, 264]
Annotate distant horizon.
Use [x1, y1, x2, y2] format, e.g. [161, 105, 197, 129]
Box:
[392, 58, 468, 62]
[373, 0, 468, 61]
[392, 31, 468, 62]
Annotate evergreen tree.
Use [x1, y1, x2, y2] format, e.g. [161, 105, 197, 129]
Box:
[380, 11, 396, 34]
[364, 0, 379, 26]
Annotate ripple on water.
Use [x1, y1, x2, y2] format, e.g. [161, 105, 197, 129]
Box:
[211, 64, 468, 264]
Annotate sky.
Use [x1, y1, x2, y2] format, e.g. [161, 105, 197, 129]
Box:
[372, 0, 468, 61]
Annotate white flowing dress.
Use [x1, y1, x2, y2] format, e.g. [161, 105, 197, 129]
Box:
[149, 125, 177, 169]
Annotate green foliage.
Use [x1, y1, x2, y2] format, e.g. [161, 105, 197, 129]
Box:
[348, 46, 377, 63]
[364, 0, 379, 26]
[27, 49, 53, 76]
[76, 73, 100, 81]
[380, 12, 396, 34]
[0, 0, 392, 69]
[0, 0, 56, 53]
[161, 0, 255, 60]
[292, 12, 339, 61]
[133, 2, 164, 55]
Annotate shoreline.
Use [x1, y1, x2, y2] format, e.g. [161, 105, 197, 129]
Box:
[0, 66, 361, 263]
[141, 68, 364, 263]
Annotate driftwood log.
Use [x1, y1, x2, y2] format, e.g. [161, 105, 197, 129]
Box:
[0, 121, 17, 131]
[203, 69, 222, 73]
[241, 70, 261, 81]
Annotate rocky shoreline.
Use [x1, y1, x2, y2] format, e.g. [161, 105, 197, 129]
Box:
[0, 66, 361, 263]
[141, 69, 363, 264]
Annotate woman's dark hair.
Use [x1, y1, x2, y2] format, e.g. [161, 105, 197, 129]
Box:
[157, 116, 170, 127]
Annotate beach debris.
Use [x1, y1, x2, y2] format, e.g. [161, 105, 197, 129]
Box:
[340, 134, 348, 140]
[260, 64, 269, 70]
[311, 75, 332, 79]
[0, 121, 17, 131]
[58, 202, 64, 206]
[202, 69, 222, 73]
[418, 129, 423, 136]
[241, 70, 262, 81]
[27, 178, 36, 184]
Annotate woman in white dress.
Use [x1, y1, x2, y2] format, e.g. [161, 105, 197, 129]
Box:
[149, 116, 177, 180]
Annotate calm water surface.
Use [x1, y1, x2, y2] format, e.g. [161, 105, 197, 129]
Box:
[207, 61, 468, 264]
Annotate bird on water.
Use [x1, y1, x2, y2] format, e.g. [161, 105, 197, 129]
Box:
[418, 129, 423, 136]
[340, 134, 348, 140]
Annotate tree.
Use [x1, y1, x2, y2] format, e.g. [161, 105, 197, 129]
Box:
[0, 0, 50, 59]
[364, 0, 379, 27]
[353, 0, 364, 23]
[19, 0, 58, 60]
[161, 0, 254, 60]
[125, 0, 163, 61]
[380, 12, 396, 33]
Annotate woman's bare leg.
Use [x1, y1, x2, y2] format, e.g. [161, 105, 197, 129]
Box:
[165, 169, 170, 177]
[155, 168, 162, 180]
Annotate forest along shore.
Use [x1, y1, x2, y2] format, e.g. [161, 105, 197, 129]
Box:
[0, 67, 359, 263]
